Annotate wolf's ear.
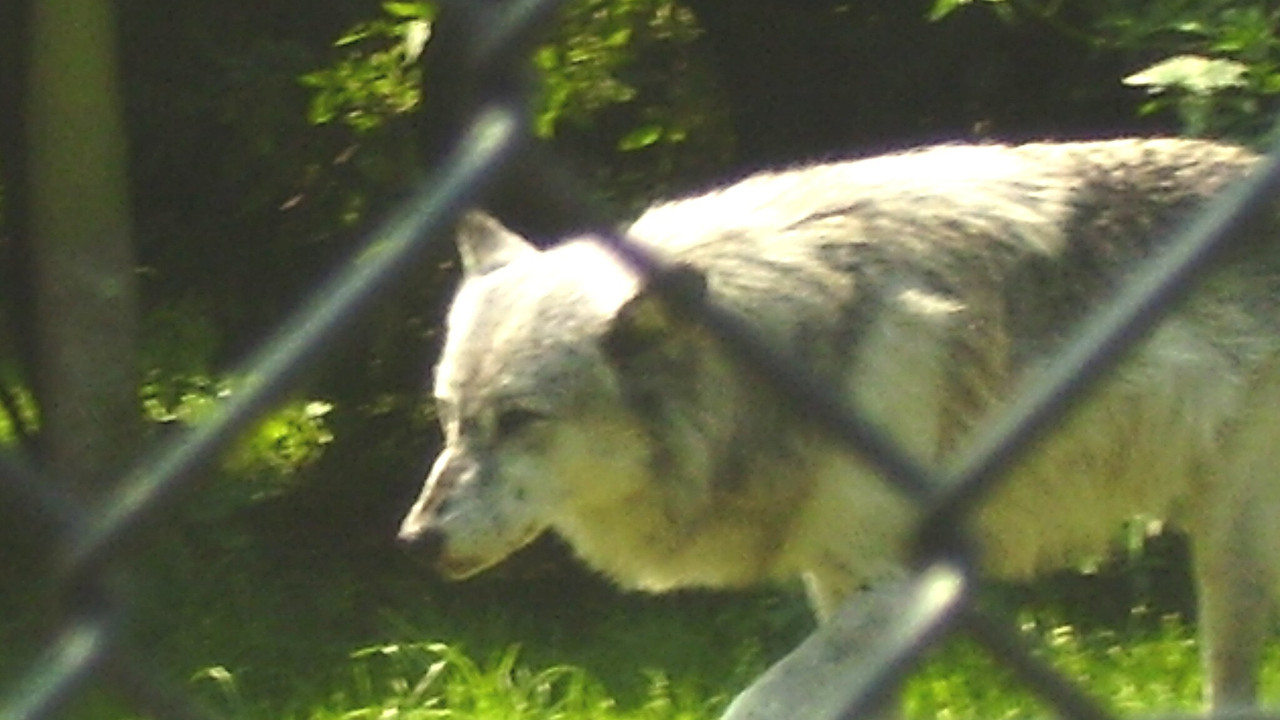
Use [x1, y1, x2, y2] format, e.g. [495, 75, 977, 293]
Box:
[602, 264, 707, 363]
[456, 211, 538, 277]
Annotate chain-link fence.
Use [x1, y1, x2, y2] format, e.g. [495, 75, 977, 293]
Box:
[7, 1, 1280, 719]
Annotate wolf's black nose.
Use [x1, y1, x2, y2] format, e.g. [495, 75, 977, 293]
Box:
[397, 524, 445, 565]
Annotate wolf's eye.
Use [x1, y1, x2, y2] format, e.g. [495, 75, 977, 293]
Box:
[494, 408, 544, 440]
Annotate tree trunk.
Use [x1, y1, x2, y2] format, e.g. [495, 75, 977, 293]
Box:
[28, 0, 140, 498]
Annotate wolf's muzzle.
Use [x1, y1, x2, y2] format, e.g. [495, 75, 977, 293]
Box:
[396, 523, 446, 566]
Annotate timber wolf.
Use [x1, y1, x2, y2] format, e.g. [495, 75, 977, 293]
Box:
[398, 138, 1280, 711]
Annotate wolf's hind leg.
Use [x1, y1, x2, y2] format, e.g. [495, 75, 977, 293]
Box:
[1191, 452, 1280, 709]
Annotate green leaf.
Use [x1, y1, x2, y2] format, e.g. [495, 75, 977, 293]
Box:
[604, 27, 632, 47]
[617, 124, 662, 151]
[1123, 55, 1248, 95]
[382, 1, 433, 20]
[335, 24, 378, 47]
[927, 0, 972, 22]
[402, 20, 432, 63]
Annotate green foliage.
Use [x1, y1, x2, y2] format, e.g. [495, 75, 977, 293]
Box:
[533, 0, 732, 201]
[325, 642, 630, 719]
[1123, 55, 1250, 135]
[1106, 3, 1280, 139]
[128, 578, 1280, 720]
[931, 0, 1280, 142]
[927, 0, 1016, 23]
[904, 612, 1204, 719]
[1124, 54, 1247, 95]
[224, 398, 334, 481]
[299, 2, 432, 133]
[300, 0, 732, 204]
[188, 639, 731, 720]
[0, 496, 1267, 720]
[0, 382, 36, 447]
[302, 0, 707, 150]
[532, 0, 700, 147]
[141, 374, 334, 512]
[139, 304, 334, 514]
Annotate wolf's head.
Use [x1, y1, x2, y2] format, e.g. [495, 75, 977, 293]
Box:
[397, 212, 718, 582]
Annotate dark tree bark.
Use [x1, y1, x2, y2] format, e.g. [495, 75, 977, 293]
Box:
[28, 0, 140, 496]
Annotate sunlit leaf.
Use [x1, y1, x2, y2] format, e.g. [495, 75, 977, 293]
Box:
[382, 1, 433, 20]
[1123, 55, 1248, 95]
[618, 124, 662, 150]
[927, 0, 972, 22]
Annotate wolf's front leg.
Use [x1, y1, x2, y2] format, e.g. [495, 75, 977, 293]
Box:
[802, 560, 904, 623]
[722, 566, 964, 720]
[1192, 481, 1277, 710]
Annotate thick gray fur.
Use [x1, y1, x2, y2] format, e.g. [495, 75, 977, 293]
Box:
[400, 138, 1280, 713]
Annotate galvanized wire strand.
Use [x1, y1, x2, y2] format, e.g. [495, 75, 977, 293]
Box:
[462, 0, 569, 74]
[1, 610, 115, 720]
[831, 560, 973, 720]
[962, 609, 1118, 720]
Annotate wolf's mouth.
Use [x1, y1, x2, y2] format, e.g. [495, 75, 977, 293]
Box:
[398, 519, 547, 581]
[435, 553, 501, 580]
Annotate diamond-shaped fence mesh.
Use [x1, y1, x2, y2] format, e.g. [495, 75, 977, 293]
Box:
[7, 1, 1280, 719]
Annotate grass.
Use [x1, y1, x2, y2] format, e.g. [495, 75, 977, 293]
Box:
[278, 642, 722, 720]
[907, 612, 1202, 720]
[4, 503, 1276, 720]
[303, 614, 1213, 720]
[172, 601, 1244, 720]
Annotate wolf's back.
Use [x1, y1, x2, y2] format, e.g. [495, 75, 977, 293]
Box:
[618, 139, 1268, 376]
